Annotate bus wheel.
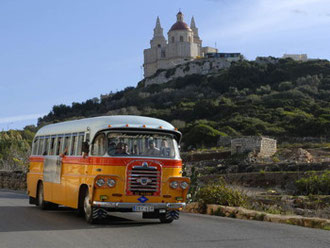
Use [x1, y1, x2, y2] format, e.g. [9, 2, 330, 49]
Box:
[29, 196, 37, 205]
[37, 182, 50, 210]
[77, 188, 86, 217]
[83, 190, 106, 223]
[159, 210, 179, 223]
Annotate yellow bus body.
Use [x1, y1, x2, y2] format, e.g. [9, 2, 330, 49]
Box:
[28, 158, 187, 208]
[27, 116, 189, 223]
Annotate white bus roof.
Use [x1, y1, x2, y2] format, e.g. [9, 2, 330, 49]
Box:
[36, 115, 181, 141]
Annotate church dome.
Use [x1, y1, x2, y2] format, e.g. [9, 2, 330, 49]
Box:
[169, 11, 192, 32]
[169, 22, 191, 31]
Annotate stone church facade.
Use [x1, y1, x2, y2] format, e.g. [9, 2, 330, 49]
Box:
[143, 12, 218, 78]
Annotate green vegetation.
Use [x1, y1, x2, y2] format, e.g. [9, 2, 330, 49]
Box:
[0, 126, 36, 171]
[37, 58, 330, 148]
[295, 171, 330, 195]
[184, 123, 226, 148]
[196, 179, 248, 210]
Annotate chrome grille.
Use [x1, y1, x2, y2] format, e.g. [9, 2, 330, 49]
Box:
[127, 165, 160, 195]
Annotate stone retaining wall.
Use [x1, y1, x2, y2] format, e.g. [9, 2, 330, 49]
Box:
[181, 151, 231, 162]
[199, 171, 326, 193]
[143, 58, 232, 86]
[184, 203, 330, 230]
[0, 171, 27, 191]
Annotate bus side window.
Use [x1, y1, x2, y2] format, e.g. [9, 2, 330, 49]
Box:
[32, 137, 39, 155]
[50, 136, 56, 155]
[56, 136, 64, 156]
[70, 133, 78, 156]
[63, 134, 71, 155]
[77, 133, 85, 156]
[43, 136, 50, 155]
[92, 133, 106, 156]
[37, 137, 44, 155]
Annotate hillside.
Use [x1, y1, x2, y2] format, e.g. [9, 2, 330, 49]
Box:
[0, 126, 36, 171]
[38, 58, 330, 148]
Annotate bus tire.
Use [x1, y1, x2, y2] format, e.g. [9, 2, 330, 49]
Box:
[77, 186, 87, 217]
[83, 190, 106, 223]
[159, 215, 174, 223]
[29, 196, 37, 205]
[37, 182, 51, 210]
[159, 210, 179, 223]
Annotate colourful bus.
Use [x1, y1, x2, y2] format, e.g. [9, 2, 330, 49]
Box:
[27, 116, 189, 223]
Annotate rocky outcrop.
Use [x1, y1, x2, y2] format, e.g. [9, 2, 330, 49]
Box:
[289, 148, 314, 163]
[142, 58, 232, 86]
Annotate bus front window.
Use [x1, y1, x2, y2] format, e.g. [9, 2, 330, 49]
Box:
[106, 132, 179, 159]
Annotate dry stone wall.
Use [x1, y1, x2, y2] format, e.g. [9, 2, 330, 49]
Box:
[0, 171, 27, 191]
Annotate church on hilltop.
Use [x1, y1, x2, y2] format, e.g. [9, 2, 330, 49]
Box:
[143, 11, 218, 78]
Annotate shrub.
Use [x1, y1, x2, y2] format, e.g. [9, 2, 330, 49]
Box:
[271, 155, 280, 163]
[278, 81, 293, 91]
[196, 179, 248, 211]
[0, 130, 31, 172]
[184, 124, 225, 148]
[295, 171, 330, 195]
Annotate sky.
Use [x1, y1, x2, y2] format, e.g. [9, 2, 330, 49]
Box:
[0, 0, 329, 130]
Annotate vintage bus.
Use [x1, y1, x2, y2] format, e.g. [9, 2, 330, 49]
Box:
[27, 116, 189, 223]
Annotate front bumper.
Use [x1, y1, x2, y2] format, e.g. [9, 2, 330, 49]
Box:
[93, 201, 186, 209]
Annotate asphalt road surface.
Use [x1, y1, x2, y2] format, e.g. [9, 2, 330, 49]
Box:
[0, 189, 329, 248]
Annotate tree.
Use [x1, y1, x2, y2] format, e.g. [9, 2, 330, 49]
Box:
[184, 124, 226, 148]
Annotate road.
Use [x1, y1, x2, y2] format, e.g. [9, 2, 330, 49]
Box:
[0, 189, 329, 248]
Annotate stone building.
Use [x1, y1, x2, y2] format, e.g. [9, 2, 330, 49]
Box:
[143, 11, 218, 78]
[231, 136, 277, 158]
[282, 54, 308, 61]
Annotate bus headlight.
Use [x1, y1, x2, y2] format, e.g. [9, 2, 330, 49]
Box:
[170, 181, 179, 189]
[96, 178, 105, 187]
[180, 182, 189, 189]
[107, 179, 116, 187]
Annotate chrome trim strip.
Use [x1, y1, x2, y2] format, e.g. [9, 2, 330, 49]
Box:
[127, 188, 156, 191]
[92, 201, 186, 209]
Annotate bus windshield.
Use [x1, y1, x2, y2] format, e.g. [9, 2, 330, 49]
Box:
[91, 131, 180, 159]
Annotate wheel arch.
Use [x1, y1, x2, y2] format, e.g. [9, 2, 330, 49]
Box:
[36, 180, 43, 197]
[78, 184, 89, 208]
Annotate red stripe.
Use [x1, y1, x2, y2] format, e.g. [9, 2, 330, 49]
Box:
[29, 156, 44, 162]
[29, 156, 182, 168]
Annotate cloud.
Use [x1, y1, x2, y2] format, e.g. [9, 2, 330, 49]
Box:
[0, 113, 46, 124]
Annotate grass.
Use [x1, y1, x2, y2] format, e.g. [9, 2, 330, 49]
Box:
[323, 225, 330, 231]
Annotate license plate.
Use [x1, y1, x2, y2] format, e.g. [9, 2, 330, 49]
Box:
[132, 205, 154, 212]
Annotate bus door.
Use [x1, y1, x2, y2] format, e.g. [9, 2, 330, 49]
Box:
[43, 134, 66, 204]
[64, 132, 87, 208]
